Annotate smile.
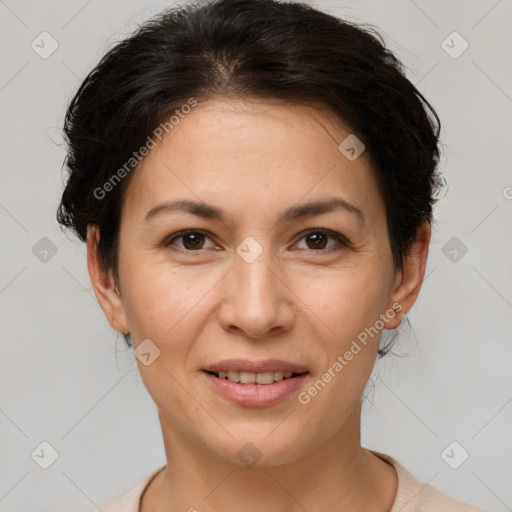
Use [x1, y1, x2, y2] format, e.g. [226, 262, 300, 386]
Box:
[203, 368, 309, 407]
[206, 370, 306, 385]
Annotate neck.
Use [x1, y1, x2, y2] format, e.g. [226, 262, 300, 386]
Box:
[141, 401, 397, 512]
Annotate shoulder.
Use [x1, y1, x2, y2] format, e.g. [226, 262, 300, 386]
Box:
[370, 450, 490, 512]
[101, 465, 167, 512]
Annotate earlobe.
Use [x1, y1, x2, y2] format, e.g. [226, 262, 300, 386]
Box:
[86, 225, 129, 334]
[384, 220, 431, 329]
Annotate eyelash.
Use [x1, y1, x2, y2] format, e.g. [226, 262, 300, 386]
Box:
[164, 228, 350, 253]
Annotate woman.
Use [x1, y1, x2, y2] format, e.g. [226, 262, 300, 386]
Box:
[57, 0, 488, 510]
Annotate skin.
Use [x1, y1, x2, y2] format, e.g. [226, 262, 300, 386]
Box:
[87, 97, 430, 512]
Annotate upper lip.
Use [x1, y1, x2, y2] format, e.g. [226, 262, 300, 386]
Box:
[203, 359, 309, 374]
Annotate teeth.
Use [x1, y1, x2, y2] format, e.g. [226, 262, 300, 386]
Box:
[273, 371, 284, 382]
[214, 370, 300, 385]
[227, 370, 240, 383]
[240, 371, 256, 384]
[256, 372, 275, 384]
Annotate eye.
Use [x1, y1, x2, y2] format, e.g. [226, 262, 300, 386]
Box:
[293, 228, 349, 252]
[164, 228, 349, 253]
[165, 229, 217, 251]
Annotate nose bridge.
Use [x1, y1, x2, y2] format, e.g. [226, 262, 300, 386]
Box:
[218, 237, 290, 338]
[235, 241, 278, 312]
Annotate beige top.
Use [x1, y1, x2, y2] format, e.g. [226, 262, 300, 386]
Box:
[101, 450, 489, 512]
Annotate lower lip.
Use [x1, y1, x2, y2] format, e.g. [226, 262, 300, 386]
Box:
[203, 371, 308, 407]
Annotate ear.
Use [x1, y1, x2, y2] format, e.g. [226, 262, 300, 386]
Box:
[86, 225, 129, 334]
[384, 220, 431, 329]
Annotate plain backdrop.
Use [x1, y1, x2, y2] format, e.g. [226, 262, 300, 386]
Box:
[0, 0, 511, 510]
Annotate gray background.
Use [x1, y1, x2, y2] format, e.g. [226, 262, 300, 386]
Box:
[0, 0, 511, 510]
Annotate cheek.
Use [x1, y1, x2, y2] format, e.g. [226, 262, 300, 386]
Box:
[291, 258, 391, 405]
[120, 260, 209, 340]
[296, 272, 384, 422]
[121, 269, 207, 408]
[296, 260, 391, 339]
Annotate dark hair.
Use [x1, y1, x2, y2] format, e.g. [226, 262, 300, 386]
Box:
[57, 0, 443, 354]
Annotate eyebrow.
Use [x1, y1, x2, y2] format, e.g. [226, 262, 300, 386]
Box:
[144, 197, 366, 225]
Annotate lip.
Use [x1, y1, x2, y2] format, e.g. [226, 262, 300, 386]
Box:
[203, 359, 309, 373]
[203, 371, 309, 407]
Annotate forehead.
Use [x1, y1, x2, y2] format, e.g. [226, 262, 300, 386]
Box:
[121, 98, 383, 224]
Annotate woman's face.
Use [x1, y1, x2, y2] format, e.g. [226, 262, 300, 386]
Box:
[91, 98, 421, 466]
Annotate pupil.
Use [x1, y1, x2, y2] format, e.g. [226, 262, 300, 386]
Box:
[184, 233, 204, 250]
[307, 233, 327, 249]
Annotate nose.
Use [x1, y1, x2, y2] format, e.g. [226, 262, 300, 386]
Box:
[217, 248, 295, 339]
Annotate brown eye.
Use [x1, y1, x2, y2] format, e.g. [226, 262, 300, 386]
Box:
[182, 232, 205, 250]
[304, 232, 328, 249]
[166, 230, 215, 251]
[294, 229, 348, 252]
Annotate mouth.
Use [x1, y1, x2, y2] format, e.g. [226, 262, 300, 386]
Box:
[204, 370, 308, 385]
[202, 359, 310, 406]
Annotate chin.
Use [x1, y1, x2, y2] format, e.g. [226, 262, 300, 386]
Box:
[204, 427, 312, 468]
